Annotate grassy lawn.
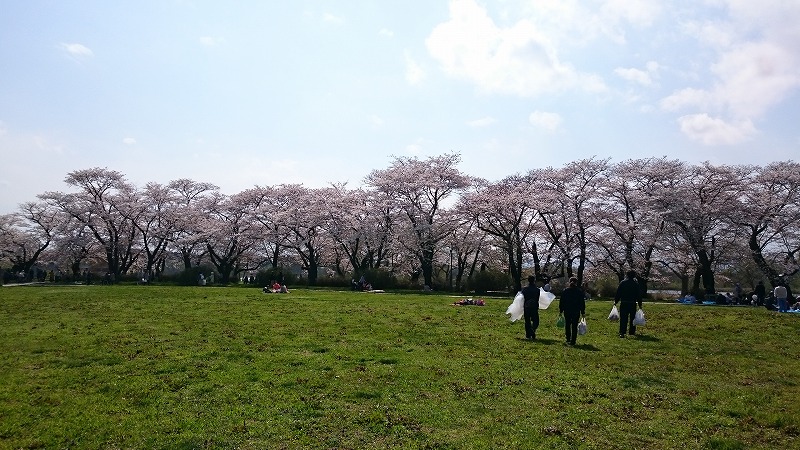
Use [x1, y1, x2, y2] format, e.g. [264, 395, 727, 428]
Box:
[0, 285, 798, 449]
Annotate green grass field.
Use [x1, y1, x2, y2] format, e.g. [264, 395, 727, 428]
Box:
[0, 285, 798, 449]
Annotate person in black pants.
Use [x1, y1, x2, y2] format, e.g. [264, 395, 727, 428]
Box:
[521, 275, 541, 340]
[559, 277, 586, 345]
[614, 270, 643, 337]
[754, 281, 766, 305]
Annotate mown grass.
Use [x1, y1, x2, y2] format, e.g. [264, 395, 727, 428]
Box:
[0, 285, 797, 449]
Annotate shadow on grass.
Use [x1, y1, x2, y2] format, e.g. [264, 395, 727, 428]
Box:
[573, 343, 601, 352]
[517, 337, 561, 345]
[634, 334, 660, 342]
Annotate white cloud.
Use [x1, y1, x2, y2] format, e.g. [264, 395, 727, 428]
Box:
[426, 0, 606, 97]
[529, 111, 562, 131]
[404, 138, 434, 155]
[660, 87, 711, 112]
[369, 115, 385, 127]
[615, 60, 660, 86]
[467, 116, 497, 127]
[58, 43, 93, 58]
[32, 135, 64, 154]
[405, 143, 422, 155]
[615, 67, 652, 86]
[661, 2, 800, 145]
[404, 51, 425, 85]
[600, 0, 661, 29]
[123, 137, 137, 145]
[677, 114, 755, 145]
[663, 41, 798, 119]
[710, 41, 799, 119]
[199, 36, 224, 47]
[323, 12, 344, 25]
[379, 28, 394, 38]
[511, 0, 662, 46]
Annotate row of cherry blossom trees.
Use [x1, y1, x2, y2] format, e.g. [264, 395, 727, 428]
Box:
[2, 154, 799, 295]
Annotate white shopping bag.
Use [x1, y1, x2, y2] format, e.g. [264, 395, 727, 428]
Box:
[633, 308, 646, 326]
[578, 317, 587, 335]
[608, 305, 620, 321]
[506, 291, 525, 322]
[538, 290, 556, 309]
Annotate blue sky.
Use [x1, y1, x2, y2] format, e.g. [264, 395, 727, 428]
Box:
[1, 0, 799, 214]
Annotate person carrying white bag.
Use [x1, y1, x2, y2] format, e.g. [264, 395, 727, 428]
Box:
[613, 270, 643, 338]
[559, 277, 586, 346]
[506, 276, 556, 340]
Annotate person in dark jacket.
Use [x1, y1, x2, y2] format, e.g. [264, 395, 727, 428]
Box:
[614, 270, 643, 337]
[559, 277, 586, 345]
[754, 281, 766, 306]
[521, 275, 540, 340]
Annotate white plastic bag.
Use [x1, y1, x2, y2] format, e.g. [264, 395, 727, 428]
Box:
[538, 290, 556, 309]
[506, 291, 525, 322]
[608, 305, 620, 321]
[633, 308, 646, 326]
[578, 317, 587, 335]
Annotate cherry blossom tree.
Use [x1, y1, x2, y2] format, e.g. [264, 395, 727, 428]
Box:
[48, 218, 96, 280]
[200, 191, 262, 284]
[167, 179, 219, 269]
[0, 213, 41, 278]
[130, 182, 181, 280]
[734, 161, 800, 288]
[652, 162, 749, 296]
[8, 157, 799, 292]
[271, 184, 329, 285]
[237, 185, 293, 271]
[593, 158, 681, 294]
[533, 158, 608, 287]
[0, 214, 18, 270]
[460, 174, 539, 292]
[319, 185, 396, 276]
[365, 154, 471, 287]
[39, 168, 141, 277]
[654, 231, 698, 295]
[442, 207, 486, 291]
[0, 201, 63, 279]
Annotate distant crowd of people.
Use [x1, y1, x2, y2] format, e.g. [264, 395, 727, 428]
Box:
[676, 279, 798, 312]
[351, 275, 372, 291]
[263, 281, 289, 293]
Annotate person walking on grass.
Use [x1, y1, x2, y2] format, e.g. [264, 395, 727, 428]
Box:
[614, 270, 643, 338]
[559, 277, 586, 346]
[521, 275, 541, 340]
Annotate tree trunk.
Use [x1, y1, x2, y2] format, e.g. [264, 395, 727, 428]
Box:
[692, 268, 702, 296]
[307, 257, 318, 285]
[181, 248, 192, 269]
[421, 245, 434, 287]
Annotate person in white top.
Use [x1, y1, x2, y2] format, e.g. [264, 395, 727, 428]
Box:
[774, 283, 788, 312]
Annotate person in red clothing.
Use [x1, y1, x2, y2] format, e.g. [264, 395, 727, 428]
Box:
[559, 277, 586, 345]
[614, 270, 643, 338]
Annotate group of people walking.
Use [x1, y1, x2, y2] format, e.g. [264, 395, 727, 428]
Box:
[518, 269, 644, 345]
